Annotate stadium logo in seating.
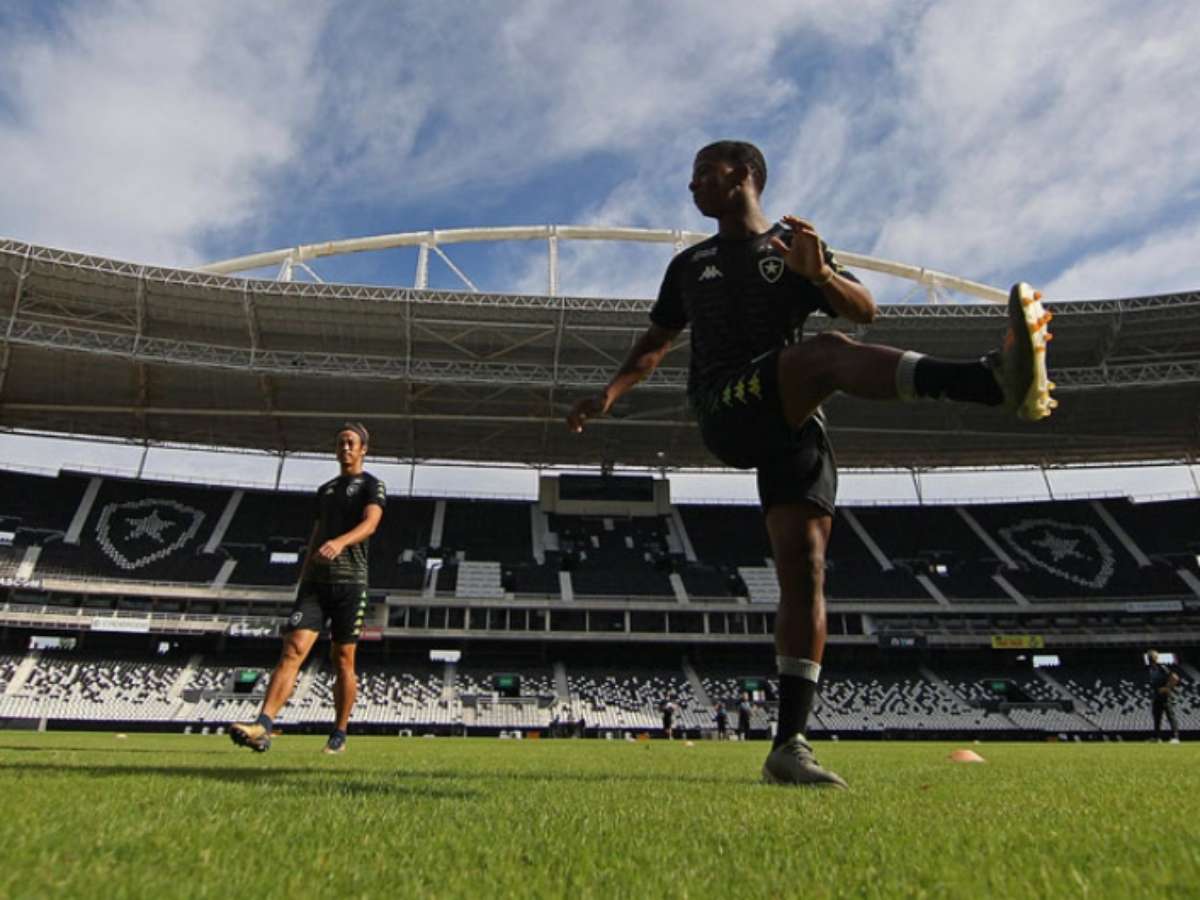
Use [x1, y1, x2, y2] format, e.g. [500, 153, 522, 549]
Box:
[94, 499, 206, 571]
[998, 518, 1116, 589]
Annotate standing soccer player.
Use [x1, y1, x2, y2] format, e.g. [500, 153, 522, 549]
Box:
[1147, 650, 1181, 743]
[567, 140, 1054, 788]
[230, 422, 386, 754]
[737, 693, 752, 742]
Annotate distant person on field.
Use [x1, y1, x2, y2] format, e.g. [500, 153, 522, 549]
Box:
[662, 700, 676, 740]
[737, 693, 752, 741]
[230, 423, 385, 755]
[714, 702, 729, 740]
[1147, 650, 1181, 743]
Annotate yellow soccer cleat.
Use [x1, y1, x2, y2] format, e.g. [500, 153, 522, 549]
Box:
[988, 282, 1057, 421]
[229, 721, 272, 753]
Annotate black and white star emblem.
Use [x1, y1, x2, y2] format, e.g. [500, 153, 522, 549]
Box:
[758, 257, 784, 283]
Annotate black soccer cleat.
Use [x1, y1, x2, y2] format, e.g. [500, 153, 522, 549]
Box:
[762, 734, 847, 789]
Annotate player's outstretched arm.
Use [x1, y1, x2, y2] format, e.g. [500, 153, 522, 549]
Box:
[567, 323, 680, 433]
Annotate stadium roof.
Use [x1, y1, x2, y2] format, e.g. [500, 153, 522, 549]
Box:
[2, 238, 1198, 470]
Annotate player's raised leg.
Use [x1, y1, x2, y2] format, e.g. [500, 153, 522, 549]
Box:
[230, 627, 319, 752]
[776, 283, 1056, 428]
[760, 501, 847, 789]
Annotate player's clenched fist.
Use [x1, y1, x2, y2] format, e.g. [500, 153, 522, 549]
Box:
[566, 393, 611, 433]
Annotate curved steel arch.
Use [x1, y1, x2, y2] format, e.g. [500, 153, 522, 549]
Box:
[199, 224, 1009, 303]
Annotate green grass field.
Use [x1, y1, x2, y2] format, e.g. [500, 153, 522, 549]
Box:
[0, 733, 1196, 899]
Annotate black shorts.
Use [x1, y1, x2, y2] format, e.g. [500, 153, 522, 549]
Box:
[285, 581, 369, 644]
[693, 349, 837, 515]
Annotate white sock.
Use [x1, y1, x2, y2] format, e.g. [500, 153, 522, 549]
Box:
[895, 350, 924, 402]
[777, 655, 821, 683]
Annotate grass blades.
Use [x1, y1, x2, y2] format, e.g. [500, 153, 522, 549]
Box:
[0, 734, 1196, 898]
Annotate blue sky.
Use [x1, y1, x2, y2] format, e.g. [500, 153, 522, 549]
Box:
[1, 0, 1198, 499]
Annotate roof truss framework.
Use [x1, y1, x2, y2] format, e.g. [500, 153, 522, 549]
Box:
[1, 239, 1198, 468]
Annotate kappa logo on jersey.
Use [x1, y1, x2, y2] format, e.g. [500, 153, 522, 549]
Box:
[94, 499, 206, 571]
[998, 518, 1116, 589]
[758, 257, 785, 283]
[698, 265, 723, 282]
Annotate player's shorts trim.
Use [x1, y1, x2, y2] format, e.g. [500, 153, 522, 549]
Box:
[286, 581, 370, 644]
[693, 349, 837, 515]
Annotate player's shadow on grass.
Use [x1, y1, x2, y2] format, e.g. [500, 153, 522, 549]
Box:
[0, 743, 231, 756]
[0, 762, 479, 800]
[397, 769, 742, 787]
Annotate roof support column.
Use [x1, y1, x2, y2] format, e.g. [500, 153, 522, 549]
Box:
[415, 242, 430, 289]
[0, 246, 31, 402]
[242, 285, 286, 451]
[133, 267, 149, 440]
[1040, 463, 1056, 500]
[404, 289, 416, 461]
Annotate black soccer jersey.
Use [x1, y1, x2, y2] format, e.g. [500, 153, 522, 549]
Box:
[649, 224, 857, 405]
[1149, 663, 1177, 699]
[310, 472, 386, 585]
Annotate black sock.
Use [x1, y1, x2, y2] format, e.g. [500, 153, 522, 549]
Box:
[255, 712, 273, 731]
[914, 356, 1003, 405]
[774, 675, 817, 749]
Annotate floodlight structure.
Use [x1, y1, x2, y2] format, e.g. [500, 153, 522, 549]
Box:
[200, 224, 1010, 304]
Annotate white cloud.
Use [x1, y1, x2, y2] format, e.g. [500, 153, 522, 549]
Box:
[0, 1, 328, 265]
[863, 0, 1200, 291]
[1043, 217, 1200, 301]
[3, 0, 1197, 307]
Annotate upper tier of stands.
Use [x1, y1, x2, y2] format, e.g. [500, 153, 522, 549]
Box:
[2, 468, 1197, 604]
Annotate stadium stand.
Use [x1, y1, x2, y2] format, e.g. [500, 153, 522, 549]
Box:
[217, 488, 312, 587]
[367, 498, 436, 591]
[965, 500, 1189, 601]
[850, 505, 1011, 602]
[0, 647, 1194, 739]
[1095, 497, 1200, 577]
[552, 514, 675, 598]
[565, 665, 703, 730]
[0, 653, 187, 721]
[0, 471, 90, 537]
[34, 477, 228, 584]
[814, 671, 1009, 733]
[441, 500, 533, 564]
[677, 505, 770, 567]
[1059, 663, 1199, 732]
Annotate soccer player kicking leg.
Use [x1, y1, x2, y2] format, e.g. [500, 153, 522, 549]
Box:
[229, 623, 320, 753]
[567, 139, 1055, 788]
